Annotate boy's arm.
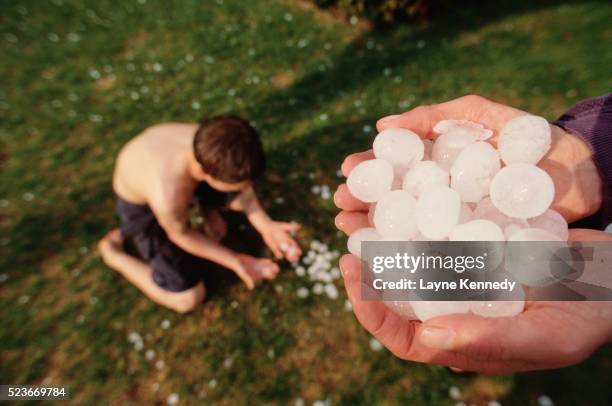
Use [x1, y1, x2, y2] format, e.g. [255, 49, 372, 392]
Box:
[151, 203, 256, 289]
[231, 187, 302, 261]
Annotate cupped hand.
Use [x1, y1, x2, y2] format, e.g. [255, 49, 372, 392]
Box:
[339, 230, 612, 374]
[235, 253, 280, 289]
[334, 95, 611, 373]
[261, 221, 302, 262]
[335, 94, 602, 226]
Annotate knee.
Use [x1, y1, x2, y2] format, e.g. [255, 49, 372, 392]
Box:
[172, 283, 206, 314]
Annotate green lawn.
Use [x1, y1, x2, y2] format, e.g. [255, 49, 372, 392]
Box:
[1, 0, 612, 404]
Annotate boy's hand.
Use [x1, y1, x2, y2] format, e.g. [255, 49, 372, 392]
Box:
[260, 221, 302, 262]
[235, 253, 280, 286]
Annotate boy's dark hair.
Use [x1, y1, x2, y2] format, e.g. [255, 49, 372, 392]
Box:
[193, 116, 266, 183]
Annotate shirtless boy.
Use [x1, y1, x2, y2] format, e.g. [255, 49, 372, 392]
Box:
[98, 116, 302, 313]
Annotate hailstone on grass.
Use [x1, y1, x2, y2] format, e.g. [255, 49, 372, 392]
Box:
[373, 128, 424, 172]
[490, 163, 555, 219]
[498, 115, 551, 165]
[346, 159, 393, 202]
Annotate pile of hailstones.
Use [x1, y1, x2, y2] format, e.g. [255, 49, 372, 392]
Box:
[292, 240, 342, 300]
[346, 116, 568, 321]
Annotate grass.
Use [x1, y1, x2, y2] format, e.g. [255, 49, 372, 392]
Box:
[1, 0, 612, 404]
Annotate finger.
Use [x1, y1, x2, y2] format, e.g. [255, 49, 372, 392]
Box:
[241, 273, 255, 290]
[339, 255, 453, 364]
[280, 222, 301, 232]
[341, 150, 374, 177]
[266, 238, 283, 259]
[335, 211, 370, 235]
[377, 105, 444, 137]
[334, 184, 368, 211]
[377, 95, 525, 137]
[417, 306, 581, 370]
[569, 228, 612, 241]
[339, 255, 537, 374]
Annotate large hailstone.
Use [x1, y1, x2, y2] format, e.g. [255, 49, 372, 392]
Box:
[432, 131, 477, 171]
[402, 160, 449, 197]
[449, 219, 505, 241]
[433, 119, 493, 141]
[347, 227, 383, 258]
[373, 128, 424, 172]
[474, 197, 529, 232]
[384, 300, 418, 320]
[416, 186, 461, 240]
[498, 115, 551, 165]
[450, 142, 500, 202]
[508, 227, 562, 242]
[490, 163, 555, 219]
[374, 190, 418, 240]
[528, 209, 569, 241]
[470, 284, 525, 318]
[346, 159, 394, 203]
[410, 299, 471, 321]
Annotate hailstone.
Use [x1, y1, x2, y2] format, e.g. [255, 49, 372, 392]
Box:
[416, 186, 461, 240]
[508, 227, 563, 241]
[450, 142, 500, 202]
[410, 299, 471, 321]
[528, 209, 568, 241]
[470, 284, 525, 318]
[373, 128, 424, 172]
[433, 119, 493, 141]
[432, 131, 477, 171]
[402, 160, 449, 197]
[347, 227, 383, 258]
[449, 219, 505, 241]
[347, 159, 394, 203]
[490, 163, 555, 219]
[374, 190, 418, 240]
[498, 115, 551, 165]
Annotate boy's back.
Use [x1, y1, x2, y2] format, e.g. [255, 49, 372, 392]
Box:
[113, 123, 199, 218]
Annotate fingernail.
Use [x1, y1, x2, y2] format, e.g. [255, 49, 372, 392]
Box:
[379, 114, 402, 123]
[419, 326, 456, 350]
[334, 214, 344, 229]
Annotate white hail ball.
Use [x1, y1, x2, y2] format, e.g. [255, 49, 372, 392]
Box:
[346, 159, 394, 203]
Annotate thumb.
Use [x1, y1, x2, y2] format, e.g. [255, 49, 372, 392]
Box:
[417, 308, 568, 365]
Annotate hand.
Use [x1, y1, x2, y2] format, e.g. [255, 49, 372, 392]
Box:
[235, 253, 280, 287]
[201, 208, 227, 242]
[334, 94, 602, 227]
[260, 221, 302, 262]
[339, 229, 612, 374]
[334, 95, 611, 373]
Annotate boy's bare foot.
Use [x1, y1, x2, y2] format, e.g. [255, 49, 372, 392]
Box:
[98, 229, 123, 268]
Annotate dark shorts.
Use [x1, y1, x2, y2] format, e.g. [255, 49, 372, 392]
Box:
[116, 182, 239, 292]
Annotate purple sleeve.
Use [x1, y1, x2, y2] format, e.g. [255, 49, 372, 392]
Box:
[552, 93, 612, 229]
